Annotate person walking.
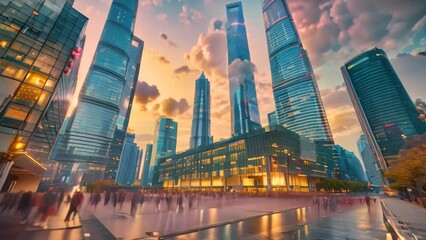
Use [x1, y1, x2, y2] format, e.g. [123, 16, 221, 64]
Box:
[64, 190, 84, 223]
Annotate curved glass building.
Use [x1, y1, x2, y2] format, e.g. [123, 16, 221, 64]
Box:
[104, 36, 144, 180]
[51, 0, 139, 167]
[147, 117, 177, 186]
[226, 2, 261, 136]
[262, 0, 333, 143]
[341, 48, 426, 171]
[190, 72, 212, 148]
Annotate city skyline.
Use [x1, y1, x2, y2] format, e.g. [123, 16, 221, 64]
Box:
[70, 0, 425, 159]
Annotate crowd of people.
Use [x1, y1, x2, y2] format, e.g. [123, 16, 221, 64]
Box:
[0, 187, 84, 228]
[0, 187, 377, 229]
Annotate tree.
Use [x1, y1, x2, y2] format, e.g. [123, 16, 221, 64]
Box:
[385, 133, 426, 192]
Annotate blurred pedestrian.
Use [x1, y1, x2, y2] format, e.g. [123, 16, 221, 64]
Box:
[64, 190, 84, 223]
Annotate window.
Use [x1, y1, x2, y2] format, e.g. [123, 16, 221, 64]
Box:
[24, 70, 48, 88]
[13, 83, 42, 107]
[23, 109, 41, 132]
[0, 103, 30, 128]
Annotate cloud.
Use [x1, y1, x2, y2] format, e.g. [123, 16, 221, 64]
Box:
[174, 65, 194, 75]
[160, 32, 178, 47]
[157, 13, 167, 21]
[134, 81, 160, 110]
[152, 98, 190, 117]
[228, 59, 257, 78]
[158, 55, 170, 64]
[328, 110, 361, 137]
[180, 5, 203, 26]
[286, 0, 426, 66]
[185, 29, 227, 79]
[391, 53, 426, 100]
[320, 82, 353, 109]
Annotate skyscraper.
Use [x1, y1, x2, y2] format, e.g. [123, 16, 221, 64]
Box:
[190, 72, 212, 148]
[141, 143, 153, 186]
[262, 0, 333, 143]
[0, 0, 87, 191]
[267, 111, 278, 126]
[147, 117, 177, 186]
[115, 133, 143, 185]
[50, 0, 140, 182]
[105, 37, 144, 180]
[341, 47, 426, 171]
[357, 135, 384, 186]
[226, 2, 261, 136]
[335, 145, 368, 182]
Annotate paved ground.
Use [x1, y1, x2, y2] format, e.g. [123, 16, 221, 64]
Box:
[4, 195, 424, 240]
[0, 201, 83, 240]
[381, 197, 426, 239]
[79, 195, 389, 240]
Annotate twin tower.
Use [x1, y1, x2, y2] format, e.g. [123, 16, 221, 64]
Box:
[191, 1, 333, 149]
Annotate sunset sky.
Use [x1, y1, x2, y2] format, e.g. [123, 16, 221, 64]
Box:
[71, 0, 426, 158]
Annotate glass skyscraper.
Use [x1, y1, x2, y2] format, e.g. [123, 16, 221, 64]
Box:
[341, 47, 426, 171]
[262, 0, 333, 143]
[0, 0, 87, 191]
[104, 37, 144, 180]
[267, 111, 278, 126]
[335, 145, 368, 182]
[141, 143, 152, 186]
[226, 2, 261, 136]
[116, 133, 142, 185]
[357, 135, 384, 186]
[147, 117, 177, 186]
[50, 0, 139, 180]
[190, 72, 212, 148]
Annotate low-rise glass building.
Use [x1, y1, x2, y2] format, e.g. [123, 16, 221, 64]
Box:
[157, 125, 334, 192]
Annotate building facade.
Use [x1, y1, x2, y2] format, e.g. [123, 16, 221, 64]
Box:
[262, 0, 333, 143]
[49, 0, 140, 184]
[104, 37, 144, 180]
[341, 48, 426, 171]
[146, 117, 177, 187]
[0, 0, 87, 191]
[115, 133, 143, 185]
[141, 143, 152, 186]
[357, 135, 384, 186]
[267, 111, 278, 126]
[335, 145, 368, 182]
[158, 125, 334, 192]
[190, 72, 212, 148]
[226, 2, 261, 136]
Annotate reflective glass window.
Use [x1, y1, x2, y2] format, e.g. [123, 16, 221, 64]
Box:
[35, 90, 50, 110]
[24, 70, 48, 88]
[0, 103, 30, 128]
[93, 45, 128, 76]
[13, 83, 41, 107]
[23, 109, 41, 132]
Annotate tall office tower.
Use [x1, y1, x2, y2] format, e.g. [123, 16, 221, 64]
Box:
[341, 48, 426, 172]
[226, 2, 261, 136]
[357, 135, 384, 186]
[115, 133, 142, 185]
[147, 117, 177, 186]
[267, 111, 278, 126]
[190, 72, 212, 148]
[141, 143, 152, 186]
[104, 37, 144, 180]
[0, 0, 87, 191]
[50, 0, 140, 183]
[262, 0, 333, 143]
[335, 145, 368, 182]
